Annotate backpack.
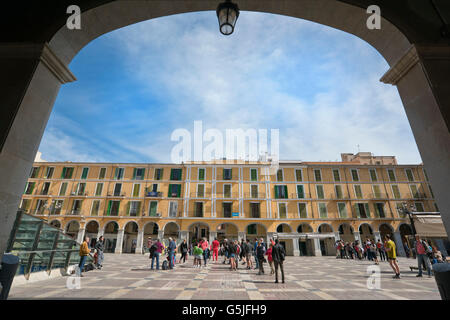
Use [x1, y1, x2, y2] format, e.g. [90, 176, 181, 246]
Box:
[162, 260, 169, 270]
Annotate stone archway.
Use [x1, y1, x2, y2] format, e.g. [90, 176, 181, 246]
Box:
[143, 222, 159, 251]
[359, 223, 374, 242]
[276, 223, 292, 233]
[399, 223, 413, 256]
[103, 221, 119, 253]
[85, 220, 100, 247]
[297, 223, 314, 256]
[188, 222, 210, 243]
[338, 223, 355, 243]
[379, 223, 394, 241]
[1, 0, 450, 263]
[123, 221, 139, 253]
[164, 222, 180, 241]
[318, 223, 335, 256]
[217, 223, 238, 242]
[65, 220, 80, 239]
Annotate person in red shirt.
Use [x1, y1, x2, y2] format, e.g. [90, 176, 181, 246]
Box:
[266, 243, 274, 274]
[212, 238, 220, 262]
[200, 238, 209, 266]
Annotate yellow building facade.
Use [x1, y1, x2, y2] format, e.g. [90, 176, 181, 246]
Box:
[19, 152, 438, 256]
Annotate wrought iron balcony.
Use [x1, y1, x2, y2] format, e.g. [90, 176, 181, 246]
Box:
[145, 191, 163, 197]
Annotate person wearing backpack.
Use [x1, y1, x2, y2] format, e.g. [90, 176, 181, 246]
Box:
[150, 239, 163, 270]
[272, 239, 285, 283]
[413, 235, 433, 278]
[179, 239, 188, 264]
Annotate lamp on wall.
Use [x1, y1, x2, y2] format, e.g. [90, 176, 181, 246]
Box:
[216, 0, 240, 35]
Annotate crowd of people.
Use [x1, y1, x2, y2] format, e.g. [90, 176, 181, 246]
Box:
[335, 234, 447, 279]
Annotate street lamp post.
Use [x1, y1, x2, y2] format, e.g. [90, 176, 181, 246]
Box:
[397, 202, 417, 235]
[216, 0, 240, 35]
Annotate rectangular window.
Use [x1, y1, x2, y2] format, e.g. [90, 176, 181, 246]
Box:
[45, 167, 54, 179]
[107, 200, 120, 216]
[251, 168, 258, 181]
[91, 200, 100, 216]
[391, 185, 401, 199]
[295, 169, 303, 182]
[369, 169, 377, 182]
[387, 169, 396, 182]
[223, 203, 232, 218]
[194, 202, 203, 217]
[405, 169, 414, 182]
[223, 168, 232, 180]
[77, 183, 86, 195]
[61, 167, 74, 179]
[169, 201, 179, 217]
[50, 199, 63, 215]
[59, 182, 68, 196]
[354, 185, 363, 199]
[113, 183, 122, 196]
[132, 168, 146, 180]
[355, 203, 370, 218]
[149, 201, 158, 216]
[318, 203, 327, 218]
[95, 183, 103, 196]
[81, 167, 89, 179]
[42, 182, 50, 195]
[374, 203, 385, 218]
[224, 184, 232, 198]
[298, 203, 307, 218]
[24, 182, 35, 195]
[415, 202, 425, 212]
[30, 167, 40, 178]
[114, 167, 124, 180]
[316, 185, 324, 199]
[314, 169, 322, 182]
[128, 201, 141, 216]
[297, 185, 305, 199]
[278, 203, 287, 219]
[20, 199, 31, 212]
[337, 203, 347, 218]
[197, 184, 205, 197]
[35, 199, 47, 215]
[71, 200, 83, 215]
[250, 203, 260, 218]
[132, 184, 141, 197]
[247, 224, 257, 235]
[154, 168, 163, 180]
[168, 184, 181, 198]
[335, 185, 343, 199]
[198, 168, 206, 180]
[276, 169, 283, 182]
[333, 169, 340, 182]
[99, 167, 106, 179]
[351, 169, 359, 182]
[410, 184, 419, 198]
[372, 185, 382, 198]
[170, 168, 182, 180]
[251, 185, 258, 198]
[274, 185, 288, 199]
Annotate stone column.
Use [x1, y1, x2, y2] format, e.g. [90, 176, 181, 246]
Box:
[237, 232, 246, 242]
[381, 45, 450, 241]
[292, 237, 300, 256]
[334, 232, 341, 241]
[266, 232, 276, 245]
[115, 229, 125, 254]
[373, 231, 381, 243]
[179, 231, 188, 241]
[76, 228, 85, 244]
[135, 230, 144, 254]
[353, 231, 361, 243]
[313, 235, 322, 257]
[0, 43, 76, 262]
[393, 232, 406, 257]
[158, 230, 164, 241]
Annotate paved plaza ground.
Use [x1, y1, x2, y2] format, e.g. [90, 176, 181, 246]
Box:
[9, 253, 441, 300]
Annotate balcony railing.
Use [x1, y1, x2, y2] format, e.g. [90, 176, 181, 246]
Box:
[409, 192, 428, 199]
[190, 192, 212, 198]
[243, 193, 266, 199]
[369, 193, 389, 200]
[69, 209, 82, 215]
[107, 193, 126, 197]
[145, 191, 163, 197]
[216, 193, 240, 198]
[71, 191, 88, 196]
[290, 193, 311, 199]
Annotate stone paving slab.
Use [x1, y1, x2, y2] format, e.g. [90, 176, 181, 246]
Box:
[8, 253, 442, 300]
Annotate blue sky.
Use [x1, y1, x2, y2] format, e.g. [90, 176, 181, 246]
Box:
[38, 11, 422, 164]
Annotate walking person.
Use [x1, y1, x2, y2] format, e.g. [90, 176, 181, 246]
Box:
[200, 238, 209, 266]
[94, 236, 105, 269]
[376, 239, 386, 262]
[256, 239, 266, 275]
[253, 238, 259, 269]
[272, 239, 285, 283]
[150, 238, 163, 270]
[179, 239, 188, 263]
[229, 240, 237, 271]
[167, 237, 176, 269]
[78, 236, 91, 277]
[245, 239, 253, 269]
[385, 235, 401, 279]
[193, 243, 203, 268]
[370, 242, 379, 265]
[266, 242, 274, 274]
[413, 235, 433, 278]
[212, 238, 220, 262]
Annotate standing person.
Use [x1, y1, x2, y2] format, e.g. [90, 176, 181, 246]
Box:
[201, 238, 209, 266]
[193, 242, 203, 268]
[179, 239, 188, 263]
[150, 239, 163, 270]
[253, 238, 259, 269]
[222, 239, 229, 264]
[147, 237, 153, 254]
[340, 240, 346, 259]
[228, 240, 237, 271]
[167, 237, 176, 269]
[413, 235, 432, 278]
[94, 236, 105, 269]
[245, 239, 253, 269]
[212, 238, 220, 262]
[256, 239, 266, 275]
[385, 235, 401, 279]
[377, 239, 386, 262]
[78, 236, 90, 277]
[370, 242, 379, 265]
[240, 239, 246, 265]
[266, 243, 274, 274]
[272, 239, 285, 284]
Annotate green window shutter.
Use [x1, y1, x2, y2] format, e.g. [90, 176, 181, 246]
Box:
[126, 202, 131, 216]
[114, 168, 118, 179]
[61, 167, 66, 179]
[150, 202, 157, 216]
[132, 169, 137, 180]
[107, 201, 112, 216]
[274, 186, 279, 199]
[364, 203, 370, 218]
[177, 185, 181, 198]
[30, 183, 35, 194]
[296, 170, 302, 182]
[354, 204, 360, 218]
[168, 184, 172, 196]
[199, 169, 205, 180]
[170, 169, 174, 180]
[81, 168, 88, 179]
[284, 186, 288, 198]
[297, 185, 304, 198]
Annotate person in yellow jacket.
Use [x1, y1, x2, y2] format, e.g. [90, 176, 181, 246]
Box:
[78, 236, 91, 277]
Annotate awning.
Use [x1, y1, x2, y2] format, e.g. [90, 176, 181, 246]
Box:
[413, 214, 448, 238]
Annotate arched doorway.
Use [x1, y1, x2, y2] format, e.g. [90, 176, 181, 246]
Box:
[85, 220, 99, 247]
[49, 220, 61, 230]
[189, 223, 209, 243]
[245, 223, 267, 242]
[217, 223, 238, 242]
[359, 223, 374, 242]
[123, 221, 139, 253]
[276, 223, 293, 255]
[65, 221, 80, 239]
[276, 223, 292, 233]
[338, 223, 355, 243]
[103, 221, 119, 253]
[399, 224, 413, 257]
[318, 223, 335, 256]
[164, 222, 180, 244]
[379, 223, 394, 241]
[143, 222, 159, 251]
[297, 224, 313, 256]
